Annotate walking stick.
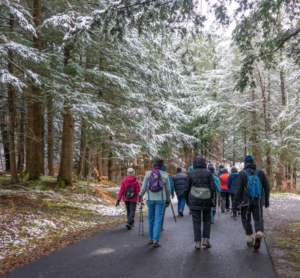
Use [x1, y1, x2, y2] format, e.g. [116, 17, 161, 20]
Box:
[170, 202, 177, 223]
[138, 202, 144, 236]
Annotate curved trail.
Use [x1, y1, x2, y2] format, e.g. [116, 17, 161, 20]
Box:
[5, 205, 277, 278]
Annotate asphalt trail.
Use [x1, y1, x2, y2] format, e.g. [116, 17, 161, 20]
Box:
[5, 204, 277, 278]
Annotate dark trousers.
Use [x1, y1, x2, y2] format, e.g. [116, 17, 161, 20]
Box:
[125, 201, 137, 225]
[230, 194, 235, 207]
[241, 204, 264, 235]
[221, 192, 230, 210]
[191, 209, 211, 242]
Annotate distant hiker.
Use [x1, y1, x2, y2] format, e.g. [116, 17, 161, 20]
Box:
[116, 168, 141, 230]
[139, 156, 171, 247]
[161, 165, 175, 231]
[220, 168, 230, 212]
[233, 155, 270, 250]
[217, 164, 224, 178]
[172, 167, 187, 216]
[184, 157, 216, 249]
[208, 164, 220, 224]
[227, 166, 239, 208]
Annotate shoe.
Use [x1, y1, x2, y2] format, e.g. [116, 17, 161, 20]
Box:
[247, 235, 254, 247]
[222, 210, 225, 213]
[161, 227, 164, 231]
[254, 231, 264, 250]
[238, 211, 241, 216]
[153, 240, 161, 248]
[211, 220, 214, 224]
[202, 238, 211, 248]
[195, 241, 201, 250]
[226, 209, 230, 212]
[126, 223, 132, 230]
[149, 239, 153, 244]
[179, 210, 183, 217]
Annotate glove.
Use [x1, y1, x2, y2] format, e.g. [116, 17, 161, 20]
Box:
[171, 194, 175, 199]
[116, 200, 120, 207]
[233, 202, 240, 211]
[265, 199, 270, 208]
[211, 199, 216, 207]
[166, 202, 170, 207]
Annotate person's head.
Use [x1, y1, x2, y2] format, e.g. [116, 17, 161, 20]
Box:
[177, 167, 182, 173]
[208, 164, 215, 174]
[127, 168, 135, 176]
[219, 164, 224, 169]
[231, 166, 238, 173]
[222, 168, 228, 174]
[244, 155, 254, 165]
[152, 155, 164, 167]
[193, 156, 207, 169]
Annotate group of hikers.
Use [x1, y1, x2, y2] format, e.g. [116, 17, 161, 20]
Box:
[116, 154, 270, 250]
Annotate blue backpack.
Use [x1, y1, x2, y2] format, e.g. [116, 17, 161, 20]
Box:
[243, 169, 261, 200]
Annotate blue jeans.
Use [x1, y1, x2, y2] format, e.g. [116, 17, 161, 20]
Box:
[177, 196, 186, 212]
[147, 200, 166, 241]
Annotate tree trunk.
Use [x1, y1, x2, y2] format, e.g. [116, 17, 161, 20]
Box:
[0, 115, 10, 171]
[47, 94, 54, 176]
[96, 146, 103, 177]
[78, 119, 87, 177]
[107, 136, 113, 180]
[251, 88, 261, 168]
[17, 108, 25, 175]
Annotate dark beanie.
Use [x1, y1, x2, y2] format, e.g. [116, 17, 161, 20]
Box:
[244, 155, 254, 164]
[222, 168, 228, 173]
[177, 167, 182, 173]
[152, 156, 164, 167]
[208, 164, 215, 174]
[219, 164, 224, 169]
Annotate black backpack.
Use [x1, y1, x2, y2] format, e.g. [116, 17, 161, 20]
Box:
[125, 183, 135, 199]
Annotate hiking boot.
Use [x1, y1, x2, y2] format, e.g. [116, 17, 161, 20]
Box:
[226, 209, 230, 212]
[161, 227, 164, 231]
[211, 220, 214, 224]
[202, 238, 211, 248]
[149, 239, 153, 244]
[179, 210, 183, 217]
[247, 235, 254, 247]
[222, 210, 225, 213]
[126, 223, 133, 230]
[254, 231, 264, 250]
[195, 241, 201, 250]
[153, 240, 161, 248]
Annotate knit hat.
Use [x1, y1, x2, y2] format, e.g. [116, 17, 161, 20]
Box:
[188, 166, 193, 172]
[152, 155, 164, 167]
[244, 155, 254, 164]
[127, 168, 135, 176]
[222, 168, 228, 173]
[219, 164, 224, 169]
[208, 164, 215, 174]
[231, 166, 238, 173]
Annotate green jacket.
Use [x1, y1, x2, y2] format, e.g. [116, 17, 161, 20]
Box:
[140, 170, 171, 203]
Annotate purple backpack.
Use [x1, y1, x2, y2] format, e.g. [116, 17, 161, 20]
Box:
[148, 168, 163, 192]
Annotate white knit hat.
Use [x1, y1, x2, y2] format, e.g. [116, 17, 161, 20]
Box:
[127, 168, 135, 175]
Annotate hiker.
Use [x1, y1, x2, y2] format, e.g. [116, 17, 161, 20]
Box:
[208, 164, 220, 224]
[184, 157, 216, 249]
[220, 168, 230, 212]
[227, 166, 239, 208]
[161, 165, 174, 231]
[172, 167, 187, 216]
[217, 164, 224, 178]
[139, 156, 171, 247]
[116, 168, 141, 229]
[188, 166, 193, 214]
[233, 155, 270, 250]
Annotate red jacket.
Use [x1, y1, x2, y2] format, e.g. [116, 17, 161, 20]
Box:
[220, 172, 229, 192]
[117, 176, 141, 202]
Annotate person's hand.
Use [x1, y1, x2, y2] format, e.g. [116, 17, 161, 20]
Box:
[265, 199, 270, 208]
[171, 194, 175, 199]
[212, 199, 216, 207]
[166, 202, 170, 207]
[138, 196, 143, 203]
[116, 200, 120, 207]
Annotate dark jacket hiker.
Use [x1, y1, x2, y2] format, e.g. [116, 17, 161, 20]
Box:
[173, 168, 187, 216]
[184, 157, 216, 249]
[233, 155, 270, 250]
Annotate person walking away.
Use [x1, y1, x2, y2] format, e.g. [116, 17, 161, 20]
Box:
[208, 164, 220, 224]
[188, 166, 193, 214]
[184, 157, 216, 249]
[217, 164, 224, 178]
[227, 166, 239, 209]
[172, 168, 187, 216]
[220, 169, 230, 212]
[161, 165, 175, 231]
[116, 168, 141, 229]
[139, 156, 171, 247]
[233, 155, 270, 250]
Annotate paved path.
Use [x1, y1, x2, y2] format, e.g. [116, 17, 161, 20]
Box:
[5, 205, 277, 278]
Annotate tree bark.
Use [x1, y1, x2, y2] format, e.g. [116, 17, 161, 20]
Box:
[47, 94, 54, 176]
[78, 119, 87, 177]
[17, 107, 25, 175]
[96, 146, 103, 177]
[107, 136, 113, 180]
[0, 115, 10, 171]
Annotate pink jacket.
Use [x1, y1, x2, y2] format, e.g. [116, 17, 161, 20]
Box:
[117, 176, 141, 202]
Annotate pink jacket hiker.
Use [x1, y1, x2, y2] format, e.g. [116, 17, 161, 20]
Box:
[117, 175, 141, 202]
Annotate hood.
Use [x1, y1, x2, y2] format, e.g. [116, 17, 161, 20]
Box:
[193, 157, 207, 169]
[243, 163, 256, 170]
[125, 175, 137, 183]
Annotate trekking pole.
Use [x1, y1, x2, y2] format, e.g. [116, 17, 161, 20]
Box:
[170, 202, 177, 223]
[138, 202, 144, 236]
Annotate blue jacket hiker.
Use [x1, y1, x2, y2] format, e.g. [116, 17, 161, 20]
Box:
[227, 166, 239, 211]
[139, 156, 171, 248]
[208, 164, 220, 223]
[172, 167, 187, 216]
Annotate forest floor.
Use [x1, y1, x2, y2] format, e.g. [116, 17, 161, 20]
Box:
[264, 193, 300, 278]
[0, 174, 127, 276]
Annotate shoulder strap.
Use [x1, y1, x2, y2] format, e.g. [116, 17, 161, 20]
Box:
[243, 170, 251, 177]
[254, 169, 260, 176]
